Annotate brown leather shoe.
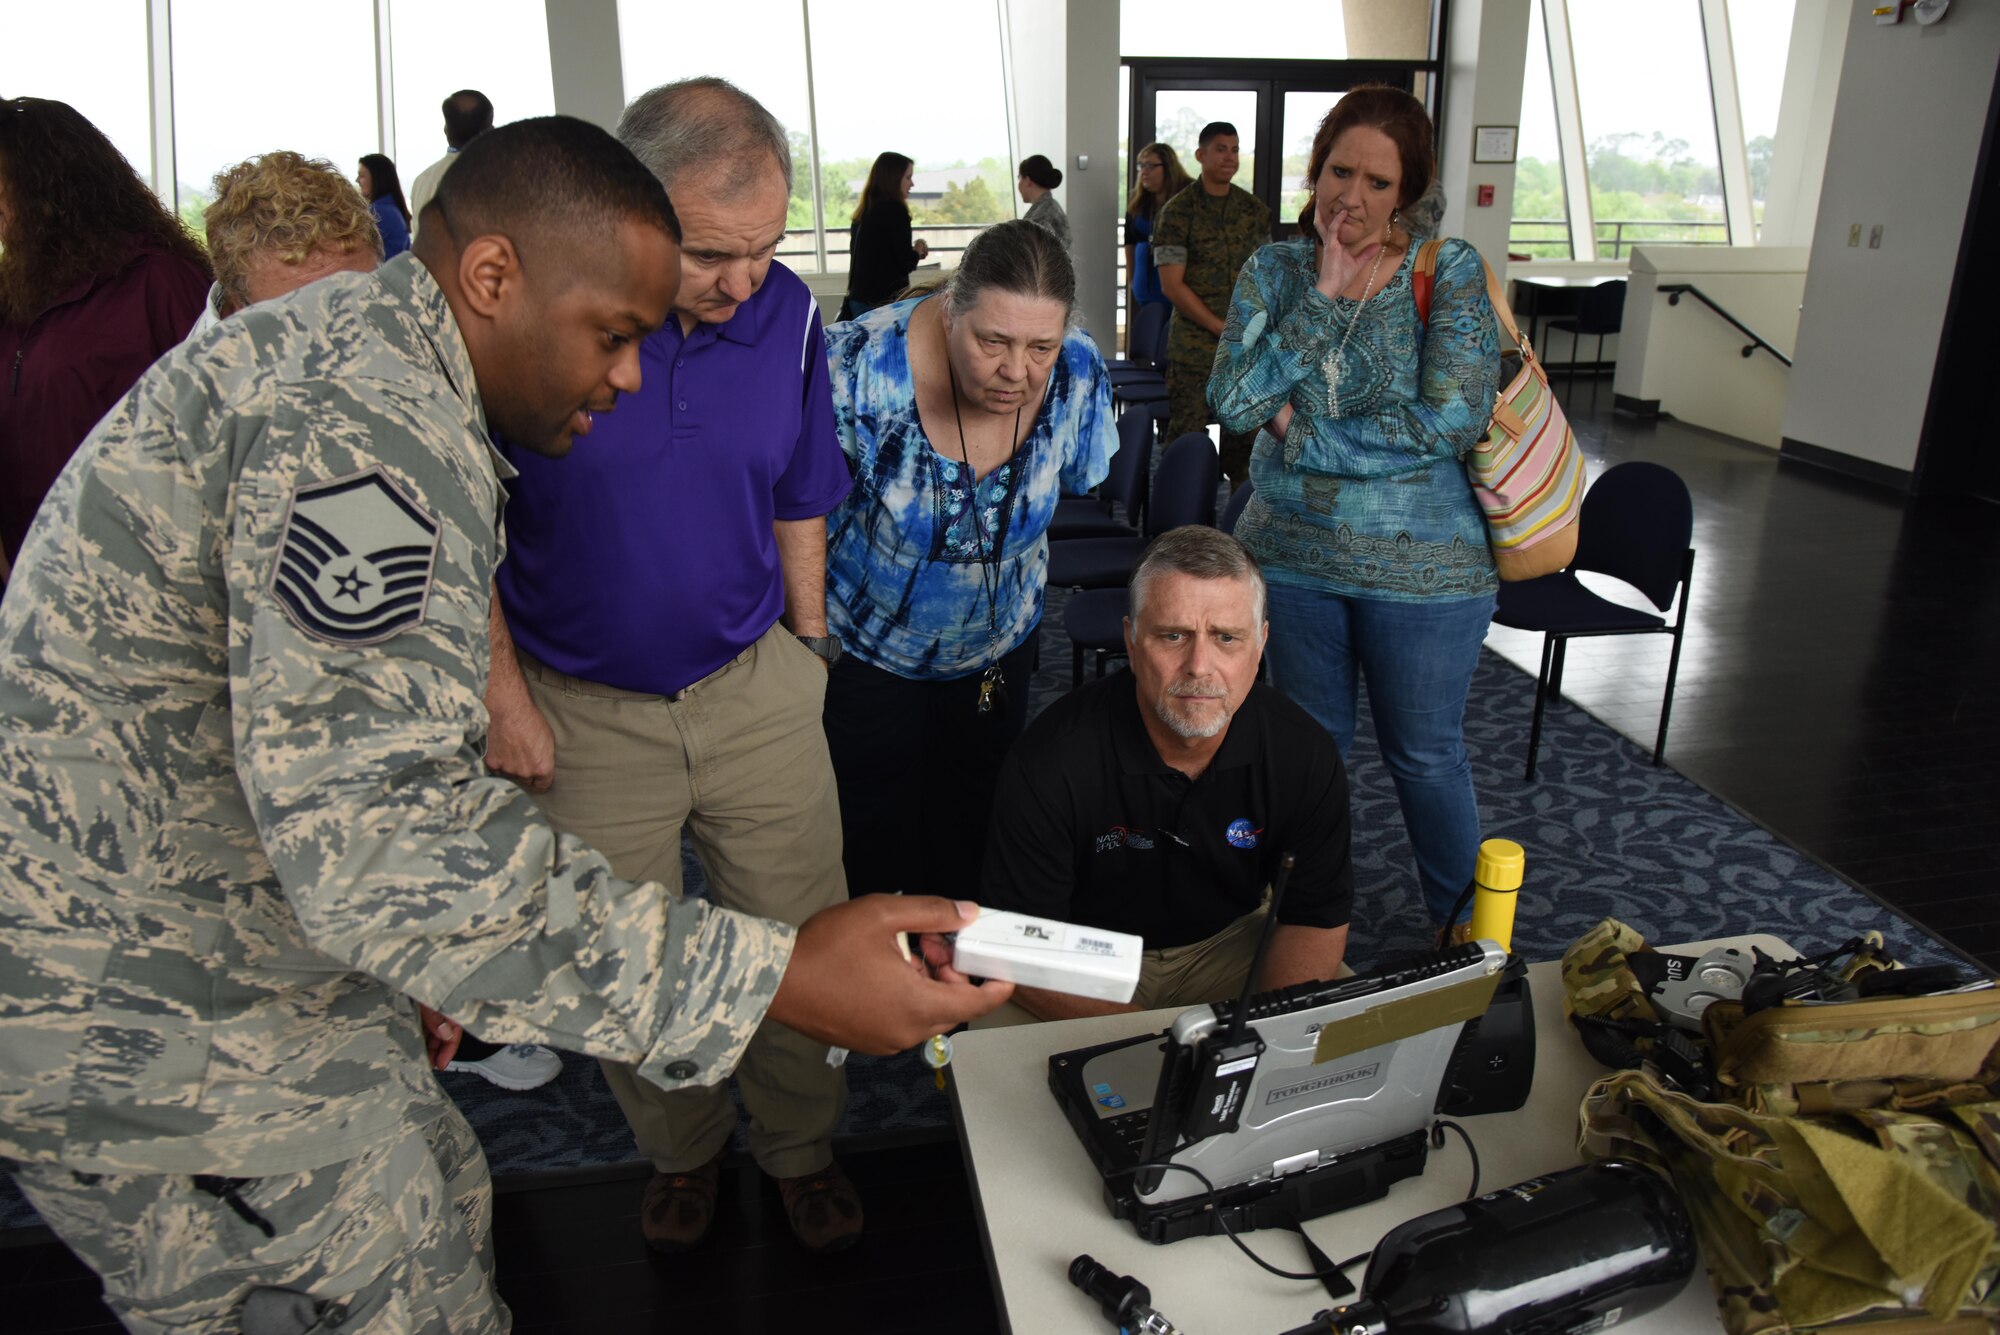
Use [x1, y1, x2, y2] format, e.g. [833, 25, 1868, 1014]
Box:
[776, 1161, 864, 1253]
[641, 1147, 726, 1253]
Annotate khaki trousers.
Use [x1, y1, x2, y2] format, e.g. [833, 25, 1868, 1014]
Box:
[973, 904, 1270, 1029]
[519, 622, 848, 1179]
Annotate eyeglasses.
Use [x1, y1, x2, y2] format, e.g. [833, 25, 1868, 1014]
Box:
[1138, 160, 1163, 171]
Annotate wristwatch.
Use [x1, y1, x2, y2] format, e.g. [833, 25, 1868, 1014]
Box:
[795, 634, 843, 666]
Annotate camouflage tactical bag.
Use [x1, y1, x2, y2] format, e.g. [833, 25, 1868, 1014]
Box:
[1561, 919, 2000, 1334]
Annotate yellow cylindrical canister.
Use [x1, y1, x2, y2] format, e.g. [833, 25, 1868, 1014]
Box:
[1469, 838, 1526, 953]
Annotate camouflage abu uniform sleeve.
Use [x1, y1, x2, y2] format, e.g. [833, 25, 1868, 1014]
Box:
[228, 381, 792, 1091]
[1151, 190, 1192, 269]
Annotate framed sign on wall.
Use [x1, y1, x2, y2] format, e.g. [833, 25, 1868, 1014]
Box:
[1473, 125, 1519, 163]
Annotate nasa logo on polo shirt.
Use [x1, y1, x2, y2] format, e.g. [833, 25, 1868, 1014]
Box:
[1225, 818, 1261, 849]
[271, 468, 441, 646]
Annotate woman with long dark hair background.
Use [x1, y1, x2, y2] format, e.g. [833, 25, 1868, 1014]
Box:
[0, 97, 210, 580]
[357, 153, 412, 259]
[842, 150, 928, 320]
[1123, 141, 1191, 342]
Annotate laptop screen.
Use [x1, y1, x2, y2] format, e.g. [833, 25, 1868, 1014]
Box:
[1129, 941, 1506, 1203]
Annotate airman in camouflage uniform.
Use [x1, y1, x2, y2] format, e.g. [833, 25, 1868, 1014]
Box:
[0, 117, 1009, 1334]
[1152, 122, 1271, 494]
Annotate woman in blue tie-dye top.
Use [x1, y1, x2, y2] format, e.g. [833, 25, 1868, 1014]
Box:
[1209, 87, 1501, 937]
[823, 220, 1114, 898]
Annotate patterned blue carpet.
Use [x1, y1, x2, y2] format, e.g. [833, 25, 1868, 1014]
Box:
[0, 599, 1960, 1231]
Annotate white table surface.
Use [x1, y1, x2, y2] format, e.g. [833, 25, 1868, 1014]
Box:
[948, 935, 1793, 1335]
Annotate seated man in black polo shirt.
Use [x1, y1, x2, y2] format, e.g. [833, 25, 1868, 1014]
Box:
[980, 526, 1353, 1023]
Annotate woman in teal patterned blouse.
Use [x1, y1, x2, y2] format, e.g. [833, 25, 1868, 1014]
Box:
[823, 220, 1114, 897]
[1209, 86, 1500, 934]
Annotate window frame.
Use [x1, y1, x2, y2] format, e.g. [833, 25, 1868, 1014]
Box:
[1529, 0, 1782, 263]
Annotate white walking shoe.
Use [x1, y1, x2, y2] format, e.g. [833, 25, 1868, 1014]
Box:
[445, 1041, 564, 1091]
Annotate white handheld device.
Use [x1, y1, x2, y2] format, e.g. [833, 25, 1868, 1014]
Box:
[951, 911, 1143, 1004]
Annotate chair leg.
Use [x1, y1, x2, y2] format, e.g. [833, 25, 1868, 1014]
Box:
[1526, 634, 1557, 781]
[1547, 637, 1568, 702]
[1587, 334, 1604, 411]
[1653, 551, 1695, 765]
[1071, 643, 1083, 689]
[1094, 649, 1107, 679]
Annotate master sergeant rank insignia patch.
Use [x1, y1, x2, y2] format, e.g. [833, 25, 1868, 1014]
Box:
[271, 468, 441, 645]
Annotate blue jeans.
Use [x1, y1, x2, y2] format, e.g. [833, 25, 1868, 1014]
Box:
[1263, 584, 1495, 926]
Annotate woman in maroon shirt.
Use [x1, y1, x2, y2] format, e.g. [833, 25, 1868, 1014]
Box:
[0, 97, 211, 577]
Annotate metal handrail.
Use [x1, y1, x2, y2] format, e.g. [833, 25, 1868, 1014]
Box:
[1656, 284, 1792, 367]
[779, 221, 993, 266]
[1509, 218, 1729, 258]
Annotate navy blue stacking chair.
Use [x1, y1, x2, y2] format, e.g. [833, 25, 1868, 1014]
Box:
[1219, 475, 1255, 534]
[1106, 301, 1171, 380]
[1051, 407, 1153, 540]
[1492, 461, 1695, 780]
[1549, 279, 1626, 410]
[1060, 587, 1129, 686]
[1107, 303, 1171, 413]
[1049, 433, 1218, 592]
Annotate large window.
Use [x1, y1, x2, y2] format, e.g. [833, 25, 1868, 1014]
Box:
[1150, 89, 1260, 205]
[806, 0, 1013, 273]
[1729, 0, 1796, 240]
[1510, 0, 1570, 259]
[1510, 0, 1807, 261]
[390, 0, 554, 179]
[616, 0, 1012, 275]
[1568, 0, 1728, 257]
[0, 1, 154, 190]
[617, 0, 820, 270]
[1279, 92, 1335, 227]
[5, 0, 557, 229]
[169, 0, 381, 227]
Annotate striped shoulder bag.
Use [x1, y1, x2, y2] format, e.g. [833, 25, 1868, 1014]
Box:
[1413, 239, 1584, 581]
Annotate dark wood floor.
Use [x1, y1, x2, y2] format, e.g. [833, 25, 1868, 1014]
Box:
[1483, 400, 2000, 972]
[8, 395, 1997, 1333]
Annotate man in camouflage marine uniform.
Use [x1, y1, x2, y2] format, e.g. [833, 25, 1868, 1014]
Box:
[1153, 121, 1271, 494]
[0, 117, 1009, 1334]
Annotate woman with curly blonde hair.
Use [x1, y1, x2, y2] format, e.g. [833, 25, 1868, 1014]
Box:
[200, 150, 381, 323]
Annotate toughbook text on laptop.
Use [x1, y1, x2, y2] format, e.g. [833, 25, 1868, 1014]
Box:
[1049, 938, 1508, 1244]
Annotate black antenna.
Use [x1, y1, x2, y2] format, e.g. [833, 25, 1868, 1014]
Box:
[1224, 853, 1294, 1046]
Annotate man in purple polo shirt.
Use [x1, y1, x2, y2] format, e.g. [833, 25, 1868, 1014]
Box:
[484, 78, 860, 1254]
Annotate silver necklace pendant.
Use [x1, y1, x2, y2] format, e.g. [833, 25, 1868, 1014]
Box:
[1325, 242, 1389, 417]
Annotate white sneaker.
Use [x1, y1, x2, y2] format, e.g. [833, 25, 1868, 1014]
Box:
[445, 1042, 563, 1091]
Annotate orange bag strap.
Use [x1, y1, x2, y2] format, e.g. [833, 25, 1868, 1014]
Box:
[1412, 238, 1443, 328]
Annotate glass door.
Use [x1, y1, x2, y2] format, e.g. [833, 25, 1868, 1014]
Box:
[1278, 90, 1343, 231]
[1148, 86, 1262, 204]
[1127, 59, 1432, 241]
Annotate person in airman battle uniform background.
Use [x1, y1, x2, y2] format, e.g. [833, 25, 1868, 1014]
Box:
[1152, 120, 1272, 495]
[0, 116, 1009, 1335]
